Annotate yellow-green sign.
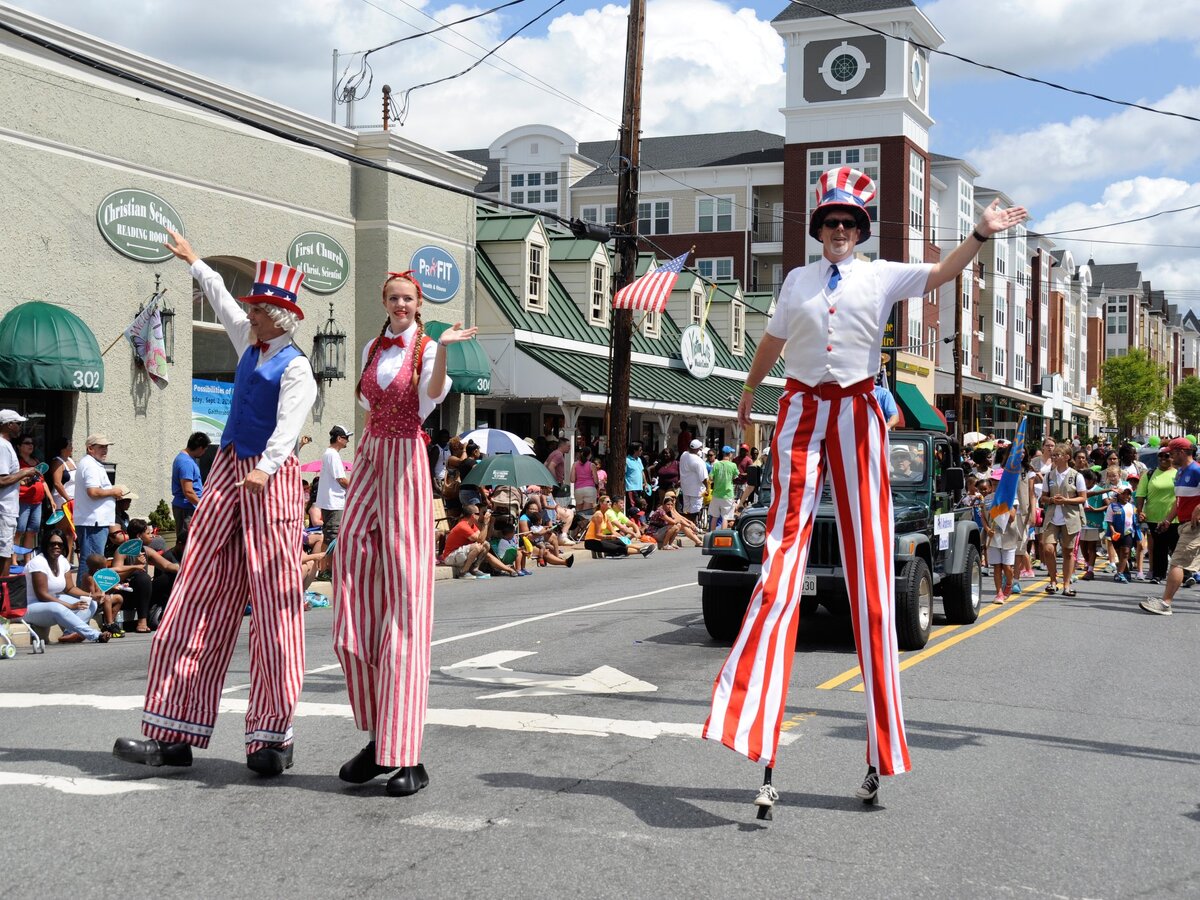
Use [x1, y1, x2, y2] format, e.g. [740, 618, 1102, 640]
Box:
[287, 232, 350, 294]
[96, 189, 184, 263]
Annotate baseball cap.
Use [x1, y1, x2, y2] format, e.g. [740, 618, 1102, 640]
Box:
[1167, 437, 1196, 454]
[85, 433, 114, 447]
[689, 439, 703, 450]
[329, 425, 353, 440]
[0, 409, 27, 425]
[721, 445, 734, 454]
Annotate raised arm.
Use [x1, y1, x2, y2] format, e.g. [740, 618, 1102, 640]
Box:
[925, 199, 1029, 294]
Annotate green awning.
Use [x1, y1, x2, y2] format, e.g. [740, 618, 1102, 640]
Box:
[0, 301, 104, 392]
[424, 320, 491, 395]
[894, 381, 945, 433]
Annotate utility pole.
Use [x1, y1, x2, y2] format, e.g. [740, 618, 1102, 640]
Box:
[608, 0, 645, 503]
[954, 271, 964, 442]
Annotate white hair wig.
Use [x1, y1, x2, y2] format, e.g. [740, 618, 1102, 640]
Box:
[251, 303, 301, 335]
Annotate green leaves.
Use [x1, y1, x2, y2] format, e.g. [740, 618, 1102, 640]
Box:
[1097, 349, 1169, 437]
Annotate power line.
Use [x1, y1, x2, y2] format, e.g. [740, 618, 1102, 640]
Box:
[785, 0, 1200, 126]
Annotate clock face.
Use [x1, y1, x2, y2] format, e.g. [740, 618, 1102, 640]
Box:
[818, 41, 870, 94]
[831, 53, 859, 84]
[804, 35, 886, 102]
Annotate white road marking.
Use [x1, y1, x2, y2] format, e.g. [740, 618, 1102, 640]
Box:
[441, 650, 658, 699]
[0, 692, 801, 746]
[0, 772, 160, 795]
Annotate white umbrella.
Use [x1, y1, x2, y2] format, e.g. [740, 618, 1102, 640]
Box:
[459, 427, 535, 456]
[962, 431, 986, 446]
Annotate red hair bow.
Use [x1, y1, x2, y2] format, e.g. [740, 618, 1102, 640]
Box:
[385, 270, 423, 299]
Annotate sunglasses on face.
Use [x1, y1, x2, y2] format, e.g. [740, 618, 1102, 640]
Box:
[48, 541, 64, 548]
[823, 218, 858, 231]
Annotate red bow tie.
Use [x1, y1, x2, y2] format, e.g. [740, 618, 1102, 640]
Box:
[379, 334, 406, 350]
[253, 340, 271, 353]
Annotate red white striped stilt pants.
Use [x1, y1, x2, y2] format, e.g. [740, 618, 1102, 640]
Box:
[703, 379, 910, 775]
[332, 434, 434, 768]
[142, 446, 306, 754]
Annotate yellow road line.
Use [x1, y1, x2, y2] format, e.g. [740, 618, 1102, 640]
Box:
[816, 576, 1050, 691]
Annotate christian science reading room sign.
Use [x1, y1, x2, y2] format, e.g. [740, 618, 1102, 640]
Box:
[287, 232, 350, 294]
[96, 189, 185, 263]
[410, 245, 461, 303]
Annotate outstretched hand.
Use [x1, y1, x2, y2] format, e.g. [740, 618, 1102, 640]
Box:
[437, 322, 479, 345]
[163, 227, 199, 265]
[979, 198, 1029, 237]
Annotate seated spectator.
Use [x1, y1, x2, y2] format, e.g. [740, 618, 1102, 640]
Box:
[149, 532, 183, 627]
[531, 485, 575, 547]
[115, 519, 176, 633]
[604, 501, 654, 545]
[82, 552, 125, 636]
[584, 496, 654, 558]
[652, 491, 702, 547]
[22, 529, 110, 643]
[457, 442, 485, 508]
[440, 504, 491, 579]
[519, 498, 574, 568]
[487, 516, 526, 576]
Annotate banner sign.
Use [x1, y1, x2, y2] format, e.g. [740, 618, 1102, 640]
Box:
[680, 324, 715, 380]
[287, 232, 350, 294]
[96, 189, 184, 263]
[409, 245, 461, 303]
[192, 379, 234, 441]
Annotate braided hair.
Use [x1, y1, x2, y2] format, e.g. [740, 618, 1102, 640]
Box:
[356, 271, 425, 401]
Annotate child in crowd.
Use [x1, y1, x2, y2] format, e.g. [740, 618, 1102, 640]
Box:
[489, 517, 526, 577]
[984, 474, 1024, 604]
[1079, 468, 1105, 581]
[1127, 474, 1147, 580]
[81, 553, 124, 637]
[1105, 485, 1138, 584]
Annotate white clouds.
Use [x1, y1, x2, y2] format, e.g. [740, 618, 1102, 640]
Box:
[1036, 176, 1200, 294]
[13, 0, 785, 149]
[923, 0, 1200, 80]
[965, 86, 1200, 207]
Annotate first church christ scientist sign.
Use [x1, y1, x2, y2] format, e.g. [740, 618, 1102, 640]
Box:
[287, 232, 350, 294]
[96, 189, 185, 263]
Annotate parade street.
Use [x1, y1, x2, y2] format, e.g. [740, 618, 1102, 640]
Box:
[3, 548, 1198, 900]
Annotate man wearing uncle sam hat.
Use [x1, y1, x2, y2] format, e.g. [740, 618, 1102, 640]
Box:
[705, 166, 1027, 815]
[115, 229, 316, 778]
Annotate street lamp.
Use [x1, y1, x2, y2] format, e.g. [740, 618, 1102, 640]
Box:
[311, 302, 347, 382]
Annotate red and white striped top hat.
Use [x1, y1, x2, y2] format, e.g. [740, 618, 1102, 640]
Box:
[808, 166, 877, 244]
[239, 260, 306, 319]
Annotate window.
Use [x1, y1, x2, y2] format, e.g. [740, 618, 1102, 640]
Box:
[827, 150, 842, 165]
[698, 197, 733, 232]
[690, 290, 703, 324]
[1107, 295, 1128, 335]
[809, 150, 824, 166]
[527, 190, 541, 204]
[511, 173, 524, 188]
[958, 179, 973, 243]
[544, 189, 558, 204]
[581, 204, 617, 225]
[807, 144, 881, 233]
[1015, 316, 1025, 336]
[529, 142, 538, 154]
[908, 303, 922, 353]
[590, 262, 608, 326]
[697, 258, 733, 280]
[1014, 353, 1025, 386]
[994, 236, 1007, 276]
[527, 243, 545, 311]
[994, 346, 1006, 380]
[642, 309, 660, 339]
[845, 148, 860, 164]
[909, 151, 924, 234]
[527, 173, 541, 187]
[637, 200, 670, 235]
[544, 171, 558, 187]
[995, 296, 1005, 328]
[732, 300, 745, 355]
[512, 191, 524, 204]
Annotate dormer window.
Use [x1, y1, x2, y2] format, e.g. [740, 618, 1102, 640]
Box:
[527, 242, 546, 312]
[642, 309, 660, 339]
[590, 262, 608, 326]
[690, 289, 703, 325]
[732, 300, 745, 355]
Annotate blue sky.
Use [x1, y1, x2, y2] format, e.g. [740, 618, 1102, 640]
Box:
[13, 0, 1200, 300]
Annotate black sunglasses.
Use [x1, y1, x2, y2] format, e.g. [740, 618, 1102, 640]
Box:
[823, 217, 858, 230]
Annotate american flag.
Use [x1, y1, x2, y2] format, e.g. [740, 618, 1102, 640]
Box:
[612, 252, 689, 312]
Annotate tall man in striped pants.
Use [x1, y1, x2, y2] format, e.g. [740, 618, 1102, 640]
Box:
[704, 166, 1026, 810]
[114, 230, 317, 777]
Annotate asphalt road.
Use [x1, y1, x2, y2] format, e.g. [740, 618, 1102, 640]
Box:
[2, 549, 1198, 899]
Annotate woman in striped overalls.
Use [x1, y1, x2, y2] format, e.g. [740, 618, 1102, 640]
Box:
[332, 271, 476, 796]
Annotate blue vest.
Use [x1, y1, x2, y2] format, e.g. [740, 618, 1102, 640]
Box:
[220, 344, 302, 459]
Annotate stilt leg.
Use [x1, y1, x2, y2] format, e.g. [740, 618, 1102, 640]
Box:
[754, 765, 778, 820]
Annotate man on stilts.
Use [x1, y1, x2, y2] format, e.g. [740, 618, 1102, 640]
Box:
[703, 166, 1026, 815]
[114, 229, 317, 777]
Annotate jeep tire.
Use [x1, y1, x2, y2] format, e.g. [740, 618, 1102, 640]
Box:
[702, 586, 750, 642]
[896, 557, 933, 650]
[941, 543, 982, 624]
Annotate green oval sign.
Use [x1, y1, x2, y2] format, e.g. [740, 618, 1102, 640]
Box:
[96, 189, 185, 263]
[287, 232, 350, 294]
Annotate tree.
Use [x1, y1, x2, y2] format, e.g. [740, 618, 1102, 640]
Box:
[1174, 375, 1200, 434]
[1098, 349, 1169, 438]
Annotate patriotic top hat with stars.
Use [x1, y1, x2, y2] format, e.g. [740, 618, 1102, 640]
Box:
[808, 166, 877, 245]
[239, 260, 306, 319]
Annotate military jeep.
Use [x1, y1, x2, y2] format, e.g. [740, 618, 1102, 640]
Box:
[698, 430, 982, 651]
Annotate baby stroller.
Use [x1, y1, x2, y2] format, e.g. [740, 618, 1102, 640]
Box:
[1, 570, 45, 656]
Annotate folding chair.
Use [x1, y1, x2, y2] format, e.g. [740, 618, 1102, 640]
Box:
[1, 570, 45, 656]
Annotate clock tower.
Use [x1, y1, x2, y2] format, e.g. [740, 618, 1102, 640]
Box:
[773, 0, 944, 272]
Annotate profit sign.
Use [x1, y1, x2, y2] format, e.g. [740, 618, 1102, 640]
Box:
[409, 246, 461, 303]
[287, 232, 350, 294]
[96, 189, 185, 263]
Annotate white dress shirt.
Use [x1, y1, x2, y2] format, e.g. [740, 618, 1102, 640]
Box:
[766, 256, 932, 387]
[191, 260, 317, 476]
[357, 322, 451, 420]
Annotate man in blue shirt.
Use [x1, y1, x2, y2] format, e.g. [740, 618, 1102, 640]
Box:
[171, 431, 211, 540]
[625, 442, 647, 514]
[874, 359, 900, 430]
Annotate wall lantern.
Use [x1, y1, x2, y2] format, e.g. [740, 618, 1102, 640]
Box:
[311, 302, 347, 382]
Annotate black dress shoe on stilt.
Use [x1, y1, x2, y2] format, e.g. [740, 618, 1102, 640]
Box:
[339, 741, 398, 784]
[385, 763, 429, 797]
[112, 738, 193, 767]
[246, 743, 294, 777]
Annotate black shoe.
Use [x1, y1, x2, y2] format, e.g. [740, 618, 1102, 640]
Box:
[112, 737, 193, 767]
[639, 545, 655, 558]
[339, 741, 398, 784]
[385, 763, 429, 797]
[246, 743, 294, 776]
[855, 766, 879, 804]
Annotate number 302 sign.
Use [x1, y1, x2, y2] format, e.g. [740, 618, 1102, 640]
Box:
[73, 369, 102, 389]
